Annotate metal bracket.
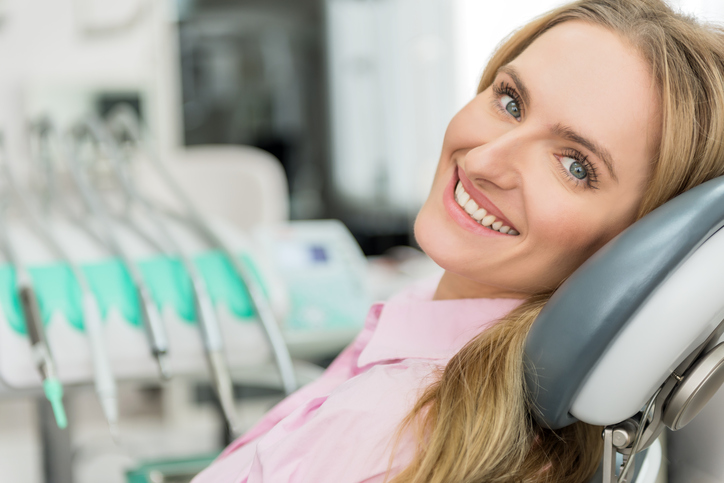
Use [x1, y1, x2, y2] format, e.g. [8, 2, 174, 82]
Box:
[602, 421, 636, 483]
[602, 427, 617, 483]
[601, 374, 679, 483]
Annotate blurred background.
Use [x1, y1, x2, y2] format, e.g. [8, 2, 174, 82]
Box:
[0, 0, 724, 482]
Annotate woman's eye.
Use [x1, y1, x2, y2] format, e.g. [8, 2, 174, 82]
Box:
[501, 95, 521, 120]
[560, 155, 588, 180]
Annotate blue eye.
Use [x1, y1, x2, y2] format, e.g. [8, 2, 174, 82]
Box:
[557, 150, 599, 189]
[492, 82, 524, 121]
[503, 96, 521, 119]
[559, 153, 590, 182]
[569, 161, 587, 179]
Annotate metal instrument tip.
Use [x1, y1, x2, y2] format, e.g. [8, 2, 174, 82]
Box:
[156, 353, 171, 380]
[108, 421, 120, 444]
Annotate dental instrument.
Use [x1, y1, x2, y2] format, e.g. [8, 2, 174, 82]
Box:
[21, 120, 120, 437]
[82, 115, 241, 433]
[105, 105, 298, 395]
[29, 119, 111, 251]
[72, 120, 170, 257]
[66, 120, 171, 380]
[73, 119, 171, 258]
[0, 165, 67, 429]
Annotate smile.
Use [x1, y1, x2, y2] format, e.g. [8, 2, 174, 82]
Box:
[454, 181, 519, 236]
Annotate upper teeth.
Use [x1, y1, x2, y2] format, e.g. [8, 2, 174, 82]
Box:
[455, 181, 519, 235]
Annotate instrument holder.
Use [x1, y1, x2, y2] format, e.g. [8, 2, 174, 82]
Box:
[601, 317, 724, 482]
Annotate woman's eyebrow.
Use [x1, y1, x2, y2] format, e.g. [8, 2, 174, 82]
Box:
[498, 64, 619, 182]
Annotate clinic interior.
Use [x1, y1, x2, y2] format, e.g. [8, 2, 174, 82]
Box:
[0, 0, 722, 482]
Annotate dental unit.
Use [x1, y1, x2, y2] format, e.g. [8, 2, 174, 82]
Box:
[104, 105, 298, 396]
[85, 114, 241, 435]
[65, 120, 171, 380]
[0, 143, 67, 430]
[6, 122, 121, 436]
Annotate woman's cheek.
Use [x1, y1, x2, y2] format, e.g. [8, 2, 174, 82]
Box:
[537, 203, 609, 273]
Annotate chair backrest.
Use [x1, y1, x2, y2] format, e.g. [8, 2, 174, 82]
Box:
[524, 175, 724, 430]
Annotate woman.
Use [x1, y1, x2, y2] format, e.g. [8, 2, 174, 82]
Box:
[194, 1, 724, 482]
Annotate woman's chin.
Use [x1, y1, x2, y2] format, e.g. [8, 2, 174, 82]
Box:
[414, 205, 470, 273]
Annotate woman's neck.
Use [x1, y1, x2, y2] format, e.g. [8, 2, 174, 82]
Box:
[433, 271, 530, 301]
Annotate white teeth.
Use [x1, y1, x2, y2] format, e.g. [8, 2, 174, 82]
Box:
[463, 199, 478, 215]
[472, 208, 487, 221]
[454, 180, 519, 235]
[481, 215, 496, 227]
[458, 191, 470, 206]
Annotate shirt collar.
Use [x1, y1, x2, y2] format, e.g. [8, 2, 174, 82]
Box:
[357, 277, 525, 367]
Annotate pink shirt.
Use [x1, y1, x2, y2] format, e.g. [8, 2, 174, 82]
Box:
[192, 277, 523, 483]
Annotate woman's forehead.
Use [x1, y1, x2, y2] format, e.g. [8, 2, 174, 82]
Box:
[507, 21, 661, 176]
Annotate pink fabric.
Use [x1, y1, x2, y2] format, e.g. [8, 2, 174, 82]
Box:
[192, 277, 523, 483]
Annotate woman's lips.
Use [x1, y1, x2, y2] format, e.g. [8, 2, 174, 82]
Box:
[456, 166, 517, 231]
[443, 170, 517, 237]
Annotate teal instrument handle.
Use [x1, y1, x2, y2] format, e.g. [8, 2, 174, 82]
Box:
[43, 378, 67, 429]
[19, 281, 68, 429]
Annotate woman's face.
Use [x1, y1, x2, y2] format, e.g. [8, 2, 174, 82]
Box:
[415, 21, 661, 299]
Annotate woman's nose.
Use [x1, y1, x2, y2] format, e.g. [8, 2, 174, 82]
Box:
[463, 133, 523, 191]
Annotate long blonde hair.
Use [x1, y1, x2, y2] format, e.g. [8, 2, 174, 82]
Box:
[389, 1, 724, 482]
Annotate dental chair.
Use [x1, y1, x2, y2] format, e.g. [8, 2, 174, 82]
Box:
[524, 176, 724, 483]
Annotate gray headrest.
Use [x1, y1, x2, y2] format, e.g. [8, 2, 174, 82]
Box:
[524, 176, 724, 429]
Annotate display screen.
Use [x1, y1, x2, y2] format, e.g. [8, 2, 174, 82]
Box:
[310, 245, 327, 262]
[278, 242, 329, 268]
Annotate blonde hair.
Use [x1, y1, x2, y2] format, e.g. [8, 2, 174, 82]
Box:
[389, 1, 724, 482]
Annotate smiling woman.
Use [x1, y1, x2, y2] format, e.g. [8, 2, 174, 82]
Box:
[192, 1, 724, 482]
[397, 1, 724, 481]
[416, 19, 659, 299]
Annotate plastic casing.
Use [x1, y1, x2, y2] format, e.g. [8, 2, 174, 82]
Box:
[571, 227, 724, 425]
[524, 176, 724, 429]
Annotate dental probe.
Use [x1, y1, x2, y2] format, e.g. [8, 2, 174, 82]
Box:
[106, 106, 298, 395]
[133, 210, 240, 433]
[66, 123, 171, 380]
[20, 124, 120, 437]
[0, 204, 67, 429]
[87, 118, 241, 434]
